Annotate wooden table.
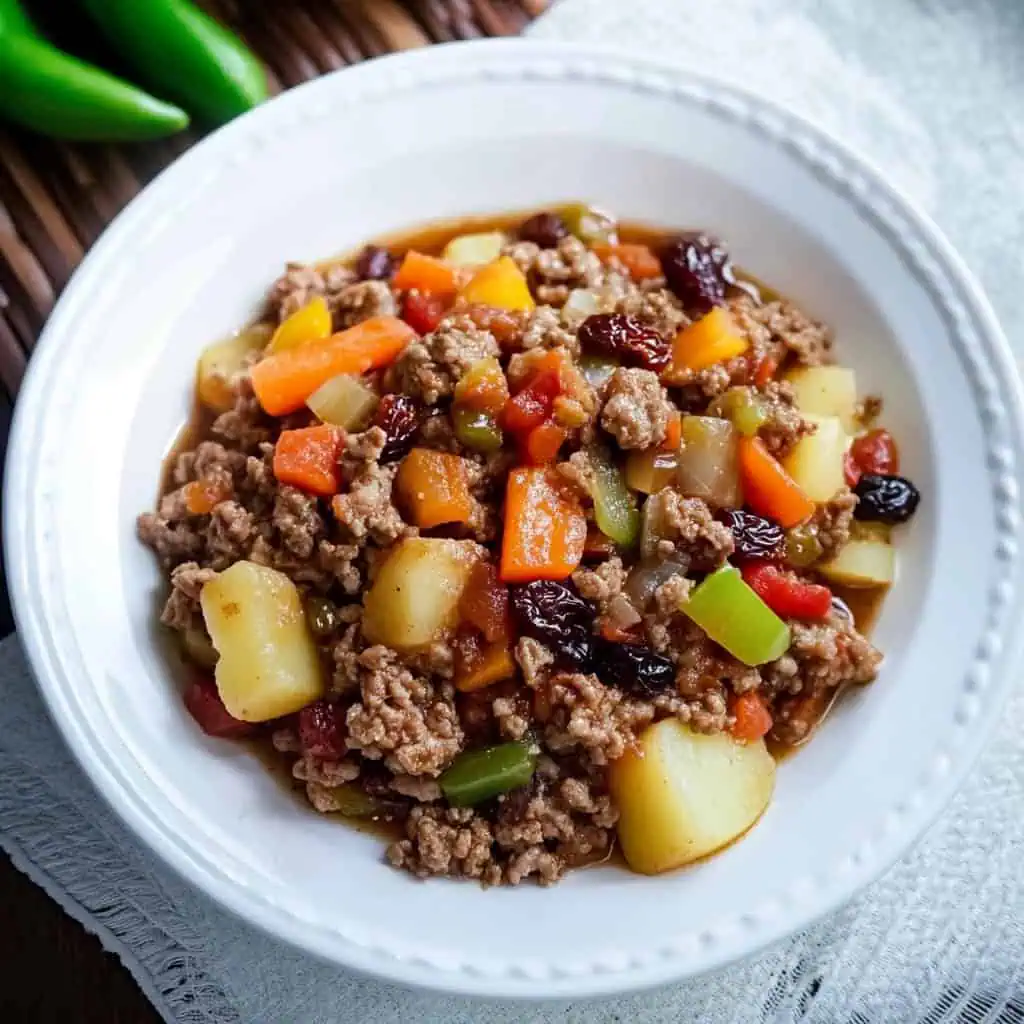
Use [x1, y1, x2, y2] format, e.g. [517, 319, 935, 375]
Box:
[0, 2, 542, 1017]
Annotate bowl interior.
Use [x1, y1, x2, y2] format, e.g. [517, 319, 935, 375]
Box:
[11, 44, 1014, 995]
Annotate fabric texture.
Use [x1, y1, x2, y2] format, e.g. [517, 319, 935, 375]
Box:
[3, 1, 1024, 1020]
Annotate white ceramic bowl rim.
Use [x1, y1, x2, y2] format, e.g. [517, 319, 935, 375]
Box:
[6, 39, 1024, 999]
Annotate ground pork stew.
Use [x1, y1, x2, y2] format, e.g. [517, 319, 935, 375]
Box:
[138, 206, 920, 885]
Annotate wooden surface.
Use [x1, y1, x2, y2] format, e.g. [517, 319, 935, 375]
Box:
[0, 2, 541, 1019]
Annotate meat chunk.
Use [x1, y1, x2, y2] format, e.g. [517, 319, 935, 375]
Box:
[644, 490, 734, 570]
[503, 234, 606, 305]
[729, 293, 832, 368]
[391, 320, 499, 404]
[267, 261, 357, 323]
[599, 367, 672, 449]
[387, 805, 502, 884]
[333, 280, 397, 328]
[345, 646, 463, 777]
[331, 462, 407, 545]
[160, 561, 217, 631]
[754, 381, 815, 458]
[805, 490, 858, 561]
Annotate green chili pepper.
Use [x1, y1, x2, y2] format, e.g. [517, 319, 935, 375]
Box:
[79, 0, 268, 125]
[681, 566, 791, 667]
[589, 445, 640, 549]
[0, 27, 190, 140]
[440, 742, 537, 807]
[452, 406, 504, 454]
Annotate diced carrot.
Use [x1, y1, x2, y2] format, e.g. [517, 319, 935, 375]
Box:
[183, 478, 230, 515]
[454, 357, 510, 414]
[661, 410, 682, 452]
[395, 448, 473, 528]
[738, 436, 815, 528]
[522, 420, 567, 465]
[663, 307, 749, 382]
[272, 425, 344, 496]
[592, 243, 663, 281]
[730, 691, 773, 742]
[455, 636, 516, 693]
[753, 352, 780, 389]
[500, 467, 586, 583]
[251, 316, 415, 415]
[392, 251, 459, 297]
[459, 560, 511, 642]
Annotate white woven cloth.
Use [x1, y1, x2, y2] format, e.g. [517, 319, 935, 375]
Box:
[3, 1, 1024, 1020]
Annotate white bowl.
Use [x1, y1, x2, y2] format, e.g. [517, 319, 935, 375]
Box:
[6, 39, 1024, 999]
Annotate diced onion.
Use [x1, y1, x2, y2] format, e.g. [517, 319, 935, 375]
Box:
[677, 417, 740, 507]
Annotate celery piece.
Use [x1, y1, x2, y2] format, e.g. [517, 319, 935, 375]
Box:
[589, 446, 640, 548]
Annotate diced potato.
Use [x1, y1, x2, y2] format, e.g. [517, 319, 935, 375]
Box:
[819, 538, 895, 587]
[785, 366, 858, 433]
[442, 230, 507, 267]
[363, 537, 478, 650]
[306, 373, 378, 429]
[782, 414, 847, 502]
[196, 323, 272, 412]
[610, 719, 776, 875]
[201, 561, 324, 722]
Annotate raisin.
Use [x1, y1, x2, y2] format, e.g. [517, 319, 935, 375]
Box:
[518, 211, 569, 249]
[509, 579, 596, 669]
[661, 233, 736, 314]
[578, 313, 670, 372]
[718, 509, 784, 561]
[354, 245, 396, 281]
[298, 700, 347, 759]
[374, 393, 420, 463]
[305, 595, 340, 638]
[591, 637, 676, 696]
[853, 473, 920, 524]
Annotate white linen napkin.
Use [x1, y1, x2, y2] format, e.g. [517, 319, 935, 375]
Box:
[4, 2, 1024, 1021]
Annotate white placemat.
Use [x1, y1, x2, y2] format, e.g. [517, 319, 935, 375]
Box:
[4, 2, 1024, 1020]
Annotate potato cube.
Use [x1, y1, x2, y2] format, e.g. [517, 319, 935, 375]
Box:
[785, 366, 857, 433]
[782, 414, 847, 502]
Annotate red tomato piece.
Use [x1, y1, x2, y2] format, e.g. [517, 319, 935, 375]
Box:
[402, 292, 447, 335]
[730, 691, 774, 742]
[742, 562, 832, 620]
[850, 429, 899, 477]
[297, 700, 347, 759]
[843, 450, 862, 488]
[459, 560, 512, 642]
[502, 370, 561, 433]
[183, 677, 254, 739]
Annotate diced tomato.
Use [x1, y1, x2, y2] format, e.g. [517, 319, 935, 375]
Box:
[730, 691, 773, 742]
[843, 450, 862, 488]
[850, 429, 899, 477]
[297, 700, 347, 759]
[742, 562, 832, 620]
[183, 677, 254, 739]
[402, 292, 447, 335]
[522, 420, 567, 465]
[502, 369, 561, 433]
[752, 352, 779, 388]
[459, 560, 511, 642]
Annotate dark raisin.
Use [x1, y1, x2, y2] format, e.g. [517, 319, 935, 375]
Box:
[853, 473, 920, 524]
[305, 596, 340, 638]
[718, 509, 784, 561]
[374, 394, 420, 463]
[518, 211, 569, 249]
[354, 245, 395, 281]
[830, 595, 853, 622]
[509, 579, 596, 669]
[591, 637, 675, 696]
[297, 700, 347, 759]
[661, 233, 737, 314]
[578, 313, 670, 372]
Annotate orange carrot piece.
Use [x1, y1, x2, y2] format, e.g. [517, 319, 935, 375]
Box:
[455, 638, 516, 693]
[661, 410, 682, 452]
[395, 448, 474, 528]
[730, 691, 773, 742]
[183, 478, 230, 515]
[500, 467, 586, 583]
[392, 250, 459, 297]
[753, 352, 780, 388]
[592, 243, 663, 281]
[251, 316, 415, 415]
[272, 425, 345, 497]
[459, 560, 511, 642]
[738, 436, 815, 528]
[522, 420, 567, 465]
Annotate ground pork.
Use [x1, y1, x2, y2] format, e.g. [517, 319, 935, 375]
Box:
[345, 646, 463, 777]
[293, 755, 360, 787]
[391, 319, 499, 404]
[538, 672, 655, 766]
[644, 490, 734, 570]
[267, 261, 358, 323]
[515, 636, 555, 689]
[600, 367, 672, 449]
[503, 234, 606, 305]
[730, 293, 832, 367]
[159, 562, 216, 631]
[272, 486, 324, 559]
[388, 805, 503, 884]
[211, 382, 274, 454]
[754, 381, 815, 457]
[137, 513, 205, 570]
[805, 490, 858, 561]
[613, 282, 688, 339]
[520, 305, 580, 356]
[331, 461, 407, 544]
[572, 557, 630, 616]
[389, 774, 442, 802]
[333, 280, 397, 329]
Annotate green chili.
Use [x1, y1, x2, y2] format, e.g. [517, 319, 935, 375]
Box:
[79, 0, 268, 124]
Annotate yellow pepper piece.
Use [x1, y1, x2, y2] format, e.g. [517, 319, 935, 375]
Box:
[267, 296, 332, 355]
[664, 307, 749, 381]
[458, 256, 535, 313]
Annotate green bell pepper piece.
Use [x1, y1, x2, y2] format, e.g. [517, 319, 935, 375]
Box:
[561, 203, 619, 246]
[681, 565, 791, 666]
[440, 742, 537, 807]
[452, 406, 504, 454]
[78, 0, 268, 124]
[589, 445, 640, 549]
